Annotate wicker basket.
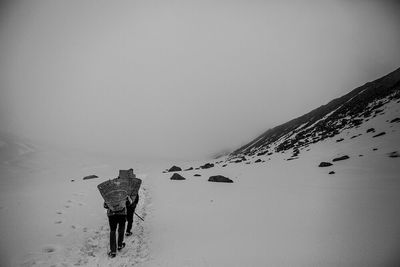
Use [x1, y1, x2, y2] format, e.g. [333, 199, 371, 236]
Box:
[97, 179, 128, 211]
[117, 177, 142, 199]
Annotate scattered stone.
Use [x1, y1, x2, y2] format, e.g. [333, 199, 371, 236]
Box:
[390, 118, 400, 123]
[332, 155, 350, 162]
[372, 132, 386, 138]
[168, 166, 182, 172]
[208, 175, 233, 183]
[200, 163, 214, 169]
[71, 179, 75, 182]
[359, 154, 363, 157]
[329, 171, 335, 175]
[255, 159, 262, 163]
[222, 164, 227, 167]
[319, 162, 333, 167]
[287, 157, 298, 161]
[373, 148, 378, 151]
[388, 151, 400, 158]
[83, 175, 98, 180]
[336, 138, 344, 142]
[170, 173, 186, 180]
[366, 128, 375, 133]
[184, 167, 194, 171]
[194, 174, 201, 177]
[245, 162, 251, 164]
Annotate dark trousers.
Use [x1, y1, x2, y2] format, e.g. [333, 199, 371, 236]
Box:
[108, 214, 126, 253]
[126, 195, 139, 233]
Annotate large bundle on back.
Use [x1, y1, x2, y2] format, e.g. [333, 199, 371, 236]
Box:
[97, 179, 127, 212]
[117, 169, 142, 199]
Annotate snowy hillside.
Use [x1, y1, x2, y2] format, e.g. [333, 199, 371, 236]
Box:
[1, 68, 399, 267]
[231, 67, 400, 160]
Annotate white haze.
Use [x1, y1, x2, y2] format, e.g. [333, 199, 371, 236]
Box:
[1, 0, 400, 160]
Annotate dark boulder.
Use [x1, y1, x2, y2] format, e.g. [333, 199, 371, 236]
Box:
[332, 155, 350, 162]
[257, 151, 268, 156]
[170, 173, 186, 180]
[208, 175, 233, 183]
[390, 118, 400, 123]
[194, 174, 201, 177]
[83, 175, 98, 180]
[319, 162, 333, 167]
[329, 171, 335, 175]
[200, 163, 214, 169]
[373, 132, 386, 138]
[184, 167, 194, 171]
[168, 166, 182, 172]
[388, 151, 400, 158]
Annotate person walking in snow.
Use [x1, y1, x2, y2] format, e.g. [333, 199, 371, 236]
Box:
[125, 193, 139, 236]
[104, 196, 132, 258]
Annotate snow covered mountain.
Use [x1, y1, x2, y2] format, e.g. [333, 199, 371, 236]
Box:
[230, 67, 400, 160]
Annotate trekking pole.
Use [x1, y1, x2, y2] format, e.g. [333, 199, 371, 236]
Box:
[135, 212, 145, 221]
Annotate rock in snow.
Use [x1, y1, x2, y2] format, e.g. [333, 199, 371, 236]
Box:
[373, 132, 386, 138]
[170, 173, 186, 180]
[332, 155, 350, 162]
[200, 163, 214, 169]
[82, 175, 98, 180]
[168, 166, 182, 172]
[318, 162, 333, 167]
[208, 175, 233, 183]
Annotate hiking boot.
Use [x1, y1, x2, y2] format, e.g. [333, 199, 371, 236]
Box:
[108, 251, 116, 258]
[118, 242, 126, 251]
[125, 231, 133, 236]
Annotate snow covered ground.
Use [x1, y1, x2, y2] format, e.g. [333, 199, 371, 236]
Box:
[1, 100, 399, 267]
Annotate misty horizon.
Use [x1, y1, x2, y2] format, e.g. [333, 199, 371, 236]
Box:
[1, 0, 400, 160]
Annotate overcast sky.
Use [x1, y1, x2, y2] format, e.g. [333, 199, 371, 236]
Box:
[1, 0, 400, 160]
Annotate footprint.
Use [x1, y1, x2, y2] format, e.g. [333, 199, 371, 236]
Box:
[64, 205, 70, 208]
[55, 221, 62, 224]
[83, 227, 88, 232]
[42, 245, 58, 254]
[67, 200, 72, 203]
[71, 225, 76, 229]
[56, 234, 63, 237]
[56, 211, 63, 215]
[78, 203, 84, 206]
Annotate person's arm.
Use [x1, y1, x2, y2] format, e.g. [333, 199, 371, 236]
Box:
[127, 196, 133, 205]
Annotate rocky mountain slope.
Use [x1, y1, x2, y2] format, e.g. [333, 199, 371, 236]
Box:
[229, 67, 400, 160]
